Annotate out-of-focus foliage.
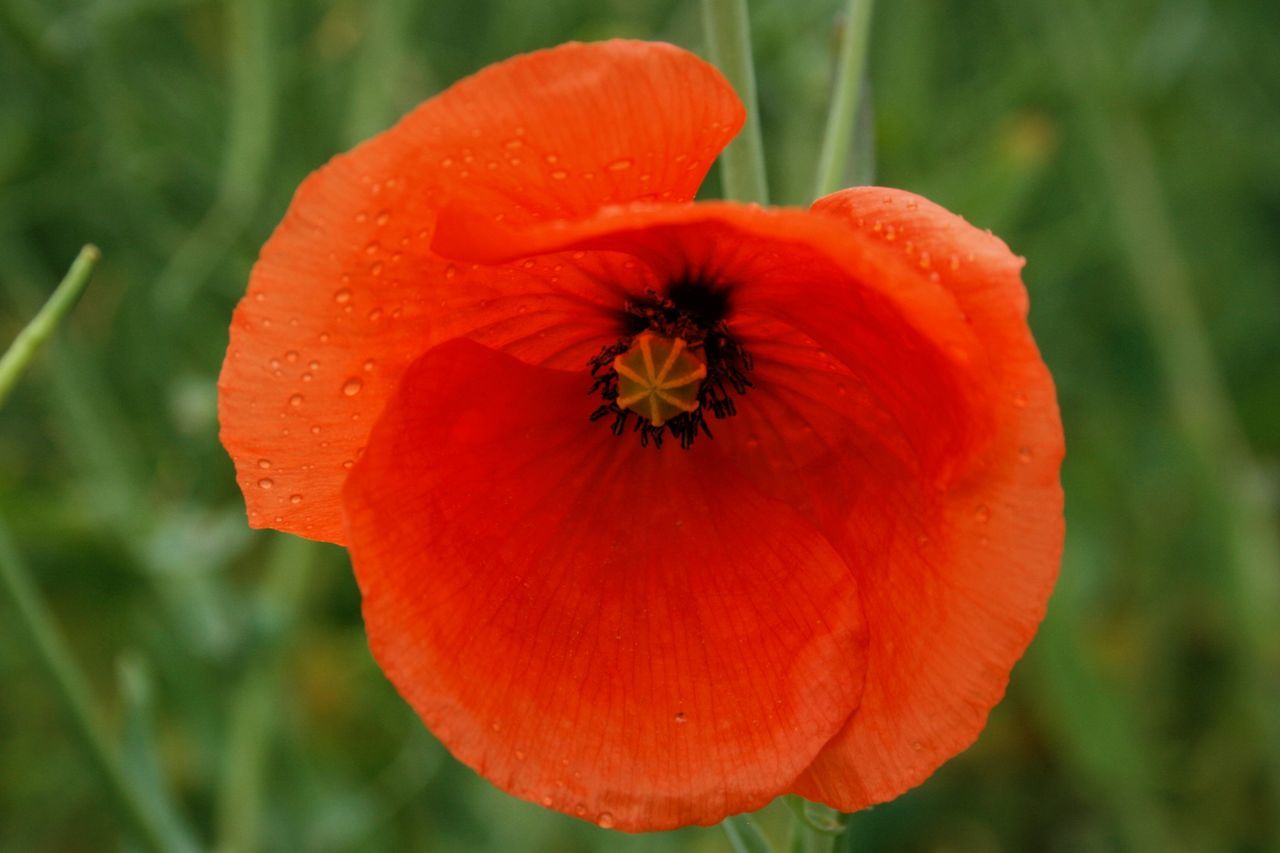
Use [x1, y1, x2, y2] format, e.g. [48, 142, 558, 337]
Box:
[1, 0, 1277, 850]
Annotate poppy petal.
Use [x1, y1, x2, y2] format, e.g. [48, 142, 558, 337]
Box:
[342, 338, 868, 831]
[434, 200, 998, 482]
[219, 41, 743, 543]
[786, 188, 1064, 810]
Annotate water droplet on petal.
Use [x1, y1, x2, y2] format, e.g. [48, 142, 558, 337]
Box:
[258, 478, 273, 490]
[674, 711, 687, 724]
[1013, 391, 1029, 408]
[257, 459, 271, 469]
[607, 158, 633, 171]
[974, 504, 991, 524]
[289, 494, 303, 505]
[597, 813, 615, 829]
[1018, 446, 1033, 462]
[334, 289, 351, 304]
[550, 169, 568, 180]
[363, 359, 376, 372]
[375, 211, 389, 226]
[541, 795, 554, 807]
[288, 394, 304, 407]
[343, 378, 363, 396]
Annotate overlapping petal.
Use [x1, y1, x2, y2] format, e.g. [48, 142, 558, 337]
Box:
[790, 188, 1064, 810]
[218, 41, 743, 542]
[342, 339, 868, 830]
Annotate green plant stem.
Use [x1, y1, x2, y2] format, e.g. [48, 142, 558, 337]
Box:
[721, 813, 777, 853]
[700, 0, 768, 203]
[155, 0, 276, 313]
[0, 244, 98, 410]
[0, 520, 185, 853]
[216, 535, 318, 853]
[813, 0, 875, 199]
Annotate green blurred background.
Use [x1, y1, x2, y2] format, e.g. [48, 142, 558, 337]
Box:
[2, 0, 1278, 850]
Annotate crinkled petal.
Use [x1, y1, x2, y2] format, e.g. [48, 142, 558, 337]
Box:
[788, 188, 1064, 811]
[218, 41, 743, 542]
[342, 339, 868, 831]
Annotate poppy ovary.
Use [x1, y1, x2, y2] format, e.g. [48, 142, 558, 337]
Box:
[612, 333, 707, 427]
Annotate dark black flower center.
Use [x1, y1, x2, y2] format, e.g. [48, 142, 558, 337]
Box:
[589, 280, 753, 449]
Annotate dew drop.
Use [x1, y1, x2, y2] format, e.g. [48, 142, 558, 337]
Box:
[363, 359, 376, 372]
[575, 804, 587, 817]
[1018, 446, 1033, 462]
[918, 251, 932, 269]
[310, 425, 321, 435]
[284, 350, 299, 363]
[444, 264, 458, 279]
[258, 478, 274, 490]
[974, 504, 991, 524]
[370, 261, 384, 276]
[597, 813, 615, 829]
[342, 459, 354, 470]
[607, 158, 633, 171]
[674, 711, 687, 724]
[541, 795, 554, 807]
[257, 458, 271, 469]
[367, 308, 383, 321]
[364, 242, 378, 256]
[1013, 391, 1029, 409]
[301, 372, 313, 382]
[354, 211, 368, 224]
[375, 211, 389, 226]
[288, 394, 303, 407]
[550, 169, 568, 180]
[342, 378, 364, 396]
[504, 138, 523, 150]
[440, 157, 454, 168]
[268, 358, 281, 370]
[319, 332, 330, 343]
[515, 749, 526, 760]
[289, 494, 303, 505]
[544, 153, 558, 164]
[334, 289, 352, 304]
[949, 254, 961, 271]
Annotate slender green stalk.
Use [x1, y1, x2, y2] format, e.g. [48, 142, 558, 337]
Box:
[701, 0, 769, 203]
[155, 0, 276, 313]
[216, 535, 318, 853]
[0, 245, 98, 410]
[784, 795, 845, 853]
[0, 521, 188, 853]
[812, 0, 875, 199]
[721, 813, 777, 853]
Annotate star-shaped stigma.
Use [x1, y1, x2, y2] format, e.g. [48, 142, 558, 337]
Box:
[611, 333, 708, 427]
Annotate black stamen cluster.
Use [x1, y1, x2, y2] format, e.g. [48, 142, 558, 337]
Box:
[588, 282, 753, 450]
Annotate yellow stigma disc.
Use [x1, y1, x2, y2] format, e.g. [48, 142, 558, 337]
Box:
[612, 333, 707, 427]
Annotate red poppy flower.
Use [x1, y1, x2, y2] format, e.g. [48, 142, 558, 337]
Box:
[219, 40, 1064, 831]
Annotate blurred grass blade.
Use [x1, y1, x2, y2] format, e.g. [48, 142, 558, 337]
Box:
[154, 0, 276, 313]
[216, 535, 318, 853]
[0, 520, 196, 853]
[701, 0, 769, 203]
[0, 244, 98, 411]
[721, 813, 776, 853]
[813, 0, 875, 199]
[118, 655, 202, 852]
